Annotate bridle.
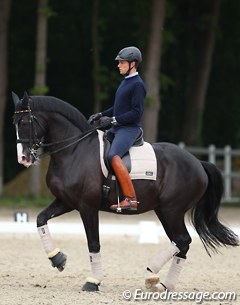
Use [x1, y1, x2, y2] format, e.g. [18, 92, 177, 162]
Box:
[14, 106, 97, 163]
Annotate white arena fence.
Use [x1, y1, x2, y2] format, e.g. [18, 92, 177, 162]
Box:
[1, 220, 239, 241]
[179, 142, 240, 203]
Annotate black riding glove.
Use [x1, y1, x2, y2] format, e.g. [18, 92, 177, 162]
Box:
[88, 112, 102, 125]
[99, 116, 118, 130]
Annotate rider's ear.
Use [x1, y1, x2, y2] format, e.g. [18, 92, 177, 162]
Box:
[12, 91, 20, 107]
[21, 91, 30, 108]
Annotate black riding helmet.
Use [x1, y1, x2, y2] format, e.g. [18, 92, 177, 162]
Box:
[115, 46, 142, 76]
[115, 46, 142, 63]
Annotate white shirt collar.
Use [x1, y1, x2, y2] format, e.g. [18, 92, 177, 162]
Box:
[125, 72, 139, 79]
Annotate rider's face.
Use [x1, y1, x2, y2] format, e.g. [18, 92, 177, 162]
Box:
[117, 60, 135, 75]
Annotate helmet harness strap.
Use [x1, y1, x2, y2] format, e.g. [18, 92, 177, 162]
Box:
[124, 61, 136, 77]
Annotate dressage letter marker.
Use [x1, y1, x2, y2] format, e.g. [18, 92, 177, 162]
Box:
[14, 212, 29, 223]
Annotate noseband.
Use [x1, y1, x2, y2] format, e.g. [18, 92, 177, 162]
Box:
[14, 106, 44, 161]
[14, 106, 96, 162]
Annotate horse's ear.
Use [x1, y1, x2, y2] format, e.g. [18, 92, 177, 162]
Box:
[21, 91, 30, 108]
[12, 91, 20, 107]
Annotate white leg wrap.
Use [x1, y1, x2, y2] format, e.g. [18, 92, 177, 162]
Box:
[161, 256, 186, 290]
[147, 242, 180, 274]
[38, 225, 57, 256]
[87, 252, 104, 284]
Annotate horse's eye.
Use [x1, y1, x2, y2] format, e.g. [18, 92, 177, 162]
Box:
[17, 118, 29, 130]
[20, 118, 27, 124]
[18, 119, 23, 126]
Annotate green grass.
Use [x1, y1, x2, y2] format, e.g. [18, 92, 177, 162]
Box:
[0, 196, 52, 209]
[221, 200, 240, 207]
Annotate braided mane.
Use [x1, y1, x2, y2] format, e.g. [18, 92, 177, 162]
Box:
[31, 96, 91, 132]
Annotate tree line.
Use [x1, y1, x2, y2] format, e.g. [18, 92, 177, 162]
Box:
[0, 0, 240, 195]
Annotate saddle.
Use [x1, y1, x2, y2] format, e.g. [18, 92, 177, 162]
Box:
[102, 129, 144, 199]
[98, 129, 157, 200]
[103, 129, 144, 172]
[97, 130, 157, 181]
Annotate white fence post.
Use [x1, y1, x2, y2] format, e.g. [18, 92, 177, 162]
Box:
[178, 142, 240, 202]
[208, 144, 216, 164]
[178, 142, 185, 149]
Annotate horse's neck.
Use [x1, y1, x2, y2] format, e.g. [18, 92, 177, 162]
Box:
[42, 114, 86, 165]
[47, 131, 98, 175]
[46, 113, 84, 141]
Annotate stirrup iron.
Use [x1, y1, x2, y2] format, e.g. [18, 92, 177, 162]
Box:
[116, 195, 122, 213]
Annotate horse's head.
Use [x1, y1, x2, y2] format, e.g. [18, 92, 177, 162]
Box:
[12, 91, 46, 167]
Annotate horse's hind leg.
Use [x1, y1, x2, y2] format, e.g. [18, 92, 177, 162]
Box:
[146, 209, 191, 291]
[37, 198, 73, 271]
[145, 241, 179, 290]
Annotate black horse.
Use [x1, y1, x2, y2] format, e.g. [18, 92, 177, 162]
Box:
[12, 92, 238, 292]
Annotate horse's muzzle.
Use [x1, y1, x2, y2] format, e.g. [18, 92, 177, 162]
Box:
[17, 143, 33, 167]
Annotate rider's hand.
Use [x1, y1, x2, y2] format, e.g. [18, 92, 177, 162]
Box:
[99, 116, 117, 130]
[88, 112, 102, 125]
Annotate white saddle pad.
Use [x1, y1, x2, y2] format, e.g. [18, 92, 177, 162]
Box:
[97, 130, 157, 180]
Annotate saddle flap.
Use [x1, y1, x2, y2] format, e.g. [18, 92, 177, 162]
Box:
[103, 131, 131, 172]
[97, 130, 157, 181]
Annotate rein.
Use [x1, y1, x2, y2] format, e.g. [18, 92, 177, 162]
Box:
[38, 128, 97, 160]
[14, 108, 98, 162]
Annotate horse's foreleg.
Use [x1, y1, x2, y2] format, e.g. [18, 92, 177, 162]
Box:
[36, 198, 73, 271]
[80, 207, 104, 292]
[82, 252, 104, 291]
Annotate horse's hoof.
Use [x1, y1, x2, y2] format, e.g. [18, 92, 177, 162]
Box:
[145, 276, 159, 290]
[49, 251, 67, 272]
[82, 281, 100, 292]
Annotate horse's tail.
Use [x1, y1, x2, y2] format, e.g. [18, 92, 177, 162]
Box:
[190, 160, 239, 256]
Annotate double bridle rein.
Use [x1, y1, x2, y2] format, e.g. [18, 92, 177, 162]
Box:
[14, 107, 97, 162]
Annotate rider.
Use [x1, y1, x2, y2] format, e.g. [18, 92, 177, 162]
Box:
[89, 46, 146, 210]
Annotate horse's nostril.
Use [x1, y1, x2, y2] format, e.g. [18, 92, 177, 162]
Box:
[21, 156, 26, 161]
